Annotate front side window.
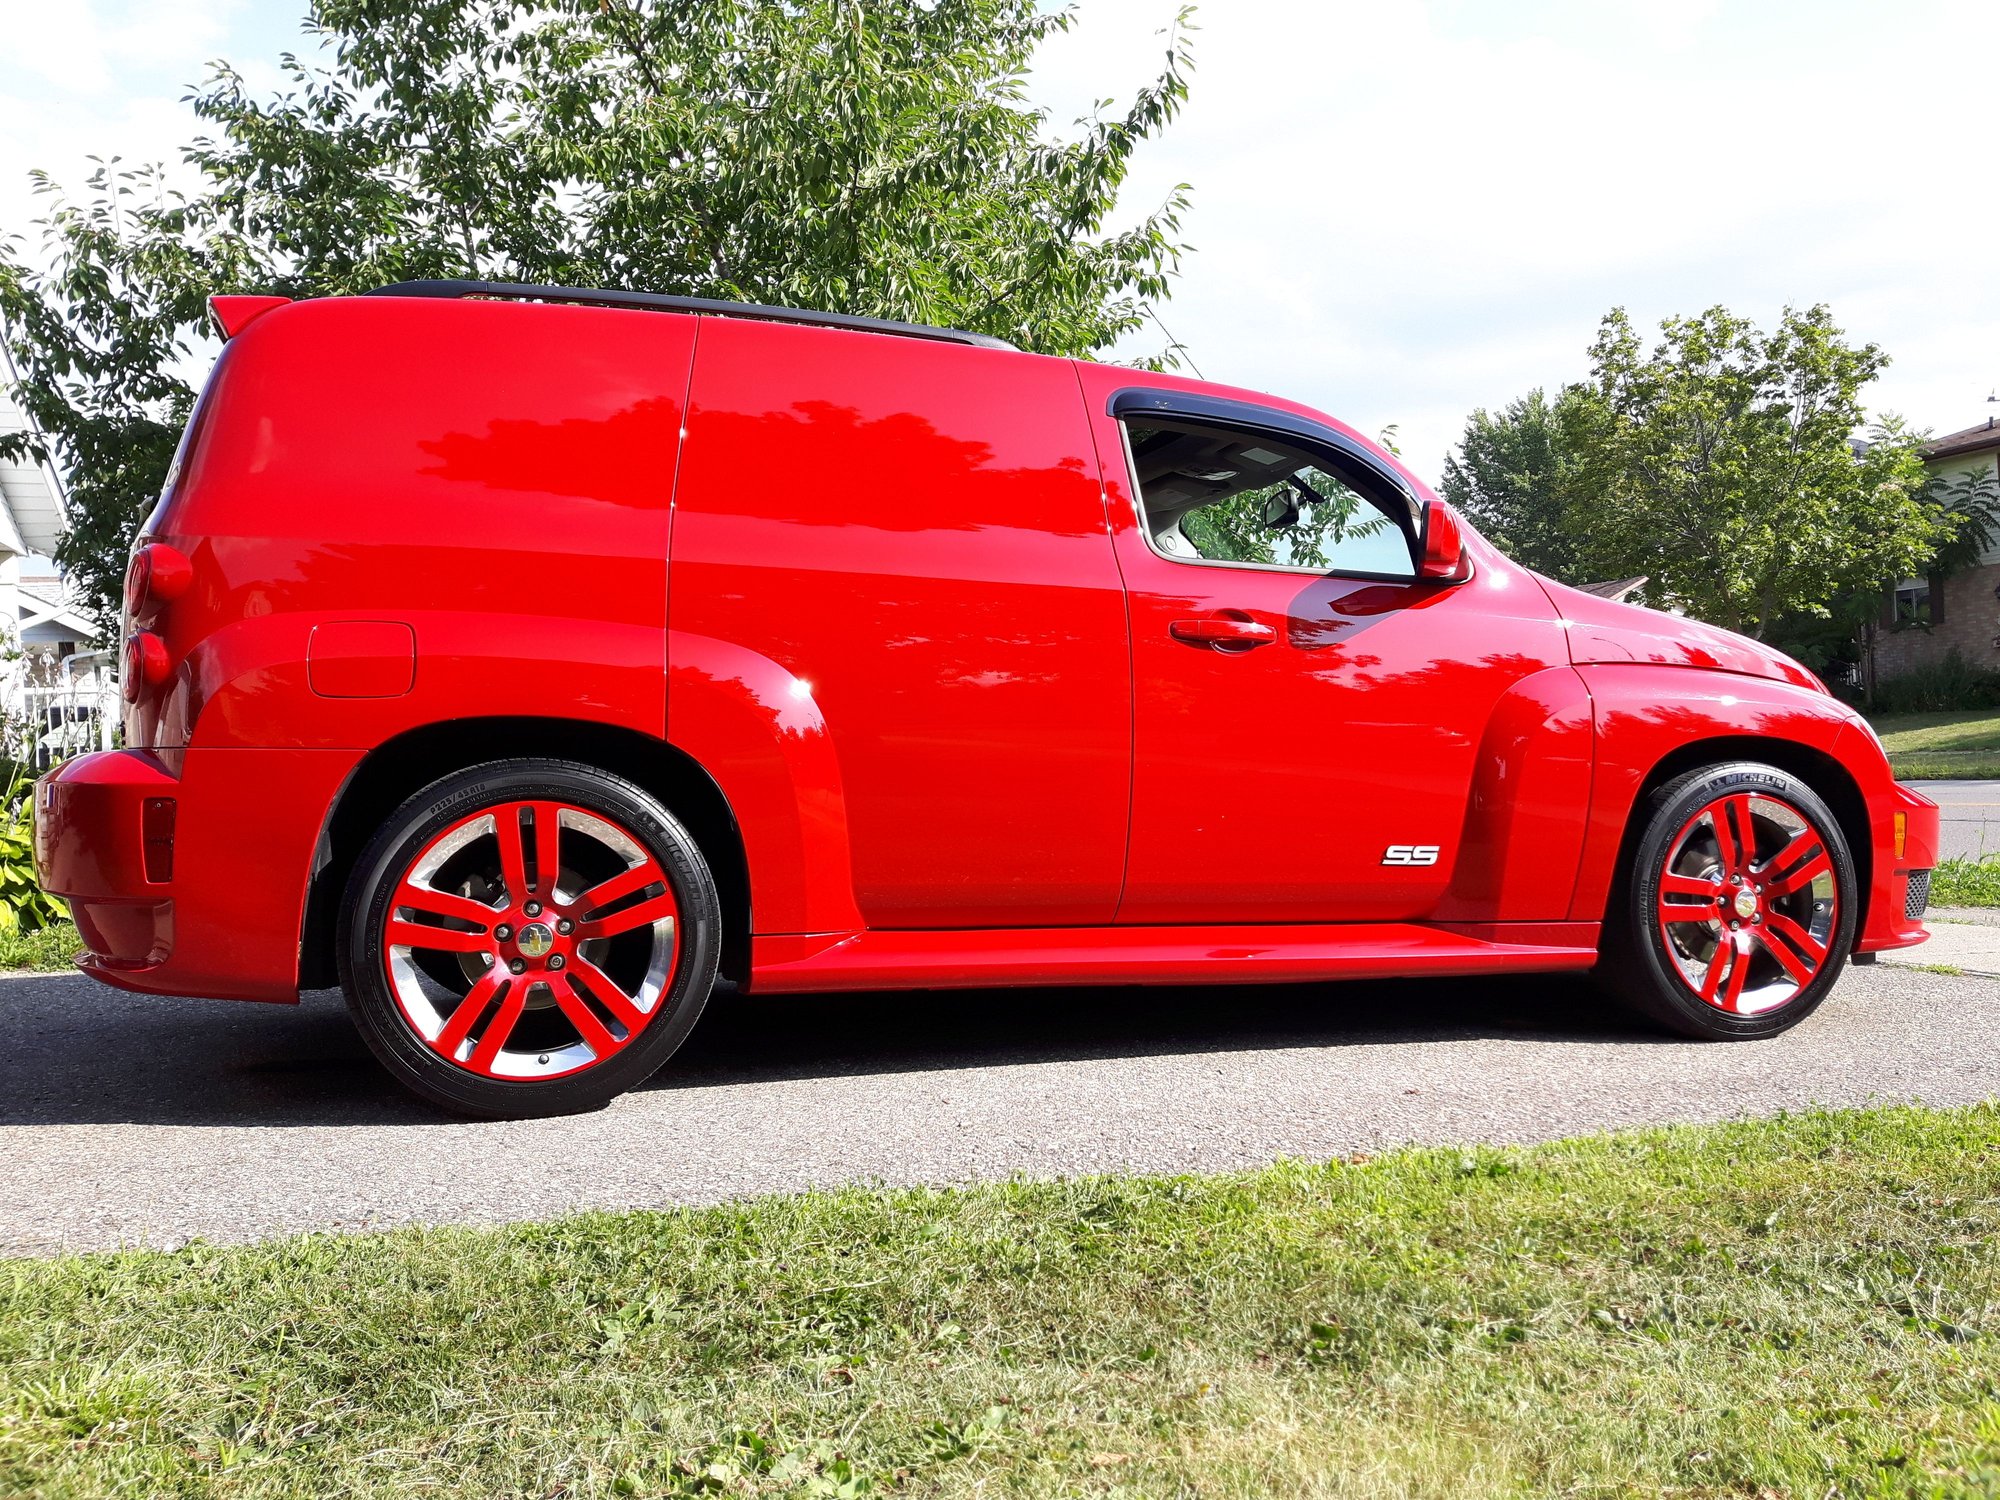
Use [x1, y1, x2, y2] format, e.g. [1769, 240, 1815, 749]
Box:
[1122, 419, 1416, 578]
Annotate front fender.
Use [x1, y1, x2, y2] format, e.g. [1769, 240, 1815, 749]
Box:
[1568, 663, 1880, 926]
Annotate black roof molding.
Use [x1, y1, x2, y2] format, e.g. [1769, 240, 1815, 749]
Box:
[367, 279, 1017, 352]
[1105, 386, 1423, 538]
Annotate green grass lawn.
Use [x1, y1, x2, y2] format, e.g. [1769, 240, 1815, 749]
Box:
[4, 1106, 1998, 1498]
[1871, 707, 2000, 779]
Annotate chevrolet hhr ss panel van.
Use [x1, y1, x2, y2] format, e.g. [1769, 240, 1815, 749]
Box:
[34, 282, 1940, 1116]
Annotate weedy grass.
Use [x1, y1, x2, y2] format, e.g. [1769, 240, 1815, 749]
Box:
[0, 920, 80, 972]
[3, 1106, 1999, 1497]
[1873, 707, 2000, 780]
[1931, 858, 2000, 909]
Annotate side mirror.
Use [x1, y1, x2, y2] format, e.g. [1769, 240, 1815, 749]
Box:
[1260, 491, 1299, 530]
[1418, 501, 1467, 581]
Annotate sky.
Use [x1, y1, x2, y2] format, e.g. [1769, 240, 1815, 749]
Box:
[3, 0, 1995, 488]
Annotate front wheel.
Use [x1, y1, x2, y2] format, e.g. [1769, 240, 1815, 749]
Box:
[338, 759, 721, 1117]
[1599, 762, 1857, 1040]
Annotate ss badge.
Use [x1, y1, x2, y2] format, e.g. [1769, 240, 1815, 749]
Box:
[1382, 844, 1440, 867]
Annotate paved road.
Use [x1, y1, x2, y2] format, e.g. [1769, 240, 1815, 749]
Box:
[1906, 780, 2000, 862]
[3, 963, 1995, 1257]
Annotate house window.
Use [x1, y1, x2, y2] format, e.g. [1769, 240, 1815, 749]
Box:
[1893, 577, 1937, 627]
[1894, 579, 1930, 625]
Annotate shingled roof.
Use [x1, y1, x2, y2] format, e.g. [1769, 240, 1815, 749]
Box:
[1923, 416, 2000, 463]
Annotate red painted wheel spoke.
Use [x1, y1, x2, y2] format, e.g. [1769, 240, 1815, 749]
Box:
[1658, 894, 1721, 924]
[385, 918, 493, 954]
[1718, 796, 1758, 877]
[1660, 872, 1721, 900]
[568, 955, 648, 1032]
[548, 975, 620, 1058]
[530, 802, 564, 900]
[495, 808, 532, 909]
[468, 981, 529, 1074]
[575, 891, 677, 941]
[574, 862, 659, 916]
[1719, 934, 1752, 1011]
[392, 882, 499, 931]
[1765, 910, 1828, 966]
[433, 967, 507, 1058]
[1764, 850, 1831, 899]
[1752, 925, 1814, 987]
[1707, 806, 1738, 877]
[1699, 935, 1735, 1006]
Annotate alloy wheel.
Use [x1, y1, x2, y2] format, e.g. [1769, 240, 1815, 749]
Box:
[1654, 791, 1839, 1016]
[381, 799, 681, 1079]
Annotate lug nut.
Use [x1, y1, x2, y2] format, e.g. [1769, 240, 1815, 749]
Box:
[1728, 920, 1741, 931]
[495, 924, 512, 941]
[548, 954, 565, 970]
[556, 919, 573, 935]
[524, 901, 542, 918]
[509, 958, 527, 974]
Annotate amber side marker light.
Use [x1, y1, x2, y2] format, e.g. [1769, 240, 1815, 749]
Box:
[1894, 812, 1907, 860]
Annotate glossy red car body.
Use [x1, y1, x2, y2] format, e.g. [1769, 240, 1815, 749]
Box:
[36, 286, 1938, 1011]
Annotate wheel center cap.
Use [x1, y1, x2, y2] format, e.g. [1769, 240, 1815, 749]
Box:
[516, 922, 555, 959]
[1732, 889, 1760, 921]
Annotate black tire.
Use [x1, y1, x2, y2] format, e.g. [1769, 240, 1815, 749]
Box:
[338, 758, 720, 1118]
[1598, 762, 1857, 1040]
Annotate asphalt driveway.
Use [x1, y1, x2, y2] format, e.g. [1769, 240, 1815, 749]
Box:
[2, 961, 1995, 1257]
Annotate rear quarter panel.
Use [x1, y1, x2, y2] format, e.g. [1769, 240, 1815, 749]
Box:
[133, 294, 695, 753]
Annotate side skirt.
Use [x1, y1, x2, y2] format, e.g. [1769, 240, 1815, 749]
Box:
[749, 922, 1601, 994]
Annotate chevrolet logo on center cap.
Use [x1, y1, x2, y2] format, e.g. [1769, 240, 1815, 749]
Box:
[516, 923, 555, 958]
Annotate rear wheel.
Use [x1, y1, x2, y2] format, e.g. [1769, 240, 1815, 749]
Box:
[338, 759, 720, 1117]
[1600, 762, 1857, 1040]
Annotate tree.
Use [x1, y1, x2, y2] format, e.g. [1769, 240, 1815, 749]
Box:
[1562, 305, 1945, 640]
[1, 0, 1197, 622]
[1438, 387, 1589, 580]
[1927, 464, 2000, 577]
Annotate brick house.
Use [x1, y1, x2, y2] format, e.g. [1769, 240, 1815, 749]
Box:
[1869, 416, 2000, 685]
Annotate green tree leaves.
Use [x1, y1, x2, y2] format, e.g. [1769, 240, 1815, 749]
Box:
[1439, 387, 1590, 580]
[3, 0, 1197, 623]
[1444, 304, 1949, 642]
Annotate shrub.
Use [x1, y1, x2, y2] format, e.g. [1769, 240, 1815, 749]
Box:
[0, 766, 66, 933]
[1872, 646, 2000, 715]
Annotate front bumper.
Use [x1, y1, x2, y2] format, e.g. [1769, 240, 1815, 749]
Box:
[1854, 778, 1939, 954]
[35, 747, 357, 1002]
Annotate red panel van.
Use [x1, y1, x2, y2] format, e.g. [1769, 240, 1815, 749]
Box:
[34, 282, 1940, 1116]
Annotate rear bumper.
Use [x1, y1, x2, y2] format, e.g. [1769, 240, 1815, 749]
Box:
[1854, 778, 1939, 954]
[35, 747, 357, 1002]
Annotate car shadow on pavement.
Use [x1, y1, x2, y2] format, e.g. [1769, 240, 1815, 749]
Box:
[0, 968, 1659, 1129]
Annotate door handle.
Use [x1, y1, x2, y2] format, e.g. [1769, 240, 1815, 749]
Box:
[1170, 614, 1275, 648]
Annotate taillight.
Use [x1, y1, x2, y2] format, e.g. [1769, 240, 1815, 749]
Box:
[124, 543, 193, 622]
[122, 633, 170, 700]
